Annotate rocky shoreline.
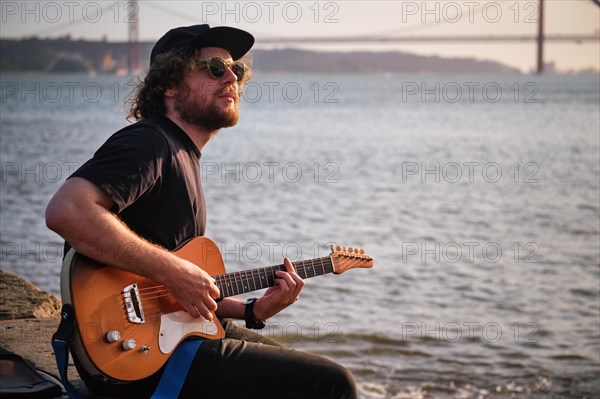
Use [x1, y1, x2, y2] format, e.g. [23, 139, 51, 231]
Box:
[0, 268, 62, 320]
[0, 268, 88, 393]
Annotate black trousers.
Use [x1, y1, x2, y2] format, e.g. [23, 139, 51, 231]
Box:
[78, 319, 357, 399]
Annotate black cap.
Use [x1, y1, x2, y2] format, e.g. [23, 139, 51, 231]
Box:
[150, 24, 254, 64]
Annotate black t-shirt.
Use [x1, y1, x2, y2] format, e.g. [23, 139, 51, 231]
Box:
[69, 116, 206, 251]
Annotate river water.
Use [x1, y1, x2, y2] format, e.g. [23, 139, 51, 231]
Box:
[1, 72, 599, 398]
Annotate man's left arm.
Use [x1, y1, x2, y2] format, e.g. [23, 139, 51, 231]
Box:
[215, 258, 304, 321]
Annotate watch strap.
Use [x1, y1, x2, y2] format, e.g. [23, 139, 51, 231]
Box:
[244, 298, 266, 330]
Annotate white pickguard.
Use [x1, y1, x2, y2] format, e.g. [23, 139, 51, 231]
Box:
[158, 311, 219, 354]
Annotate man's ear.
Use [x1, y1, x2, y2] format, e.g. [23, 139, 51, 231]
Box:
[164, 87, 176, 98]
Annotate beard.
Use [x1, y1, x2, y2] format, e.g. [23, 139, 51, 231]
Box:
[174, 83, 239, 131]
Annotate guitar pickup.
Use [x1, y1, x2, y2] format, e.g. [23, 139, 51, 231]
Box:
[123, 283, 145, 324]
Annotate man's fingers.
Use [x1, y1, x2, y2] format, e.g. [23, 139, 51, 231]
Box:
[192, 305, 202, 318]
[185, 303, 202, 319]
[290, 271, 304, 291]
[275, 270, 303, 305]
[209, 282, 221, 300]
[283, 258, 295, 273]
[187, 301, 215, 321]
[282, 258, 304, 298]
[209, 296, 219, 312]
[275, 273, 291, 294]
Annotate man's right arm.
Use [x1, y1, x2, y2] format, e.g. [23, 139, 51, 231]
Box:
[46, 177, 220, 320]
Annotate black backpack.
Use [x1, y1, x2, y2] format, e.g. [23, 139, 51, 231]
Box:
[0, 351, 64, 398]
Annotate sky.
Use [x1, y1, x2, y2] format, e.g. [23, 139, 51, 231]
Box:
[1, 0, 599, 73]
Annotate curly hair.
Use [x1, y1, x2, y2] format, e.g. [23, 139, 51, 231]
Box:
[126, 50, 193, 121]
[127, 50, 252, 122]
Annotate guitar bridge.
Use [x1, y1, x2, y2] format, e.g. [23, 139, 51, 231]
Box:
[123, 283, 145, 323]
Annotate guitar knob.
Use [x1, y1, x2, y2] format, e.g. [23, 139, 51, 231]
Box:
[122, 339, 137, 351]
[106, 330, 121, 343]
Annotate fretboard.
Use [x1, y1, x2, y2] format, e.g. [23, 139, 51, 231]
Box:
[214, 256, 334, 299]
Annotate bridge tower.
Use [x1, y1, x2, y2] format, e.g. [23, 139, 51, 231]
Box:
[128, 0, 140, 74]
[537, 0, 544, 74]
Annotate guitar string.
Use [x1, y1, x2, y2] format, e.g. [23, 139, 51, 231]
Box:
[122, 256, 366, 326]
[137, 285, 167, 292]
[136, 262, 335, 300]
[141, 293, 171, 300]
[132, 258, 335, 300]
[136, 265, 333, 300]
[117, 257, 339, 318]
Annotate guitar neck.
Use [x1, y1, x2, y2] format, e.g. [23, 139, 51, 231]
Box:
[214, 256, 334, 299]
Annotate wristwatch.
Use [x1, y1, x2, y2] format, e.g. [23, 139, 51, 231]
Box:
[243, 298, 266, 330]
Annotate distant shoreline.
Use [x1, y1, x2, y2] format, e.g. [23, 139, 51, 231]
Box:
[0, 36, 547, 75]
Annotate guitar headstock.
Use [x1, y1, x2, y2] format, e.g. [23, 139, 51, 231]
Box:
[329, 245, 374, 274]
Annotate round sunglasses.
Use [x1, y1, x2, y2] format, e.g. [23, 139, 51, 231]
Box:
[198, 57, 249, 82]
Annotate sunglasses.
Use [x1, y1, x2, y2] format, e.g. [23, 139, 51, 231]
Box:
[198, 57, 249, 82]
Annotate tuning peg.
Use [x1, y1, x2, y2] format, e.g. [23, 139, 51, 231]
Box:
[359, 248, 365, 254]
[348, 247, 353, 253]
[330, 244, 335, 253]
[343, 246, 347, 252]
[336, 245, 341, 251]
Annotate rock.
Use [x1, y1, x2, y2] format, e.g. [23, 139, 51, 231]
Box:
[0, 268, 62, 320]
[0, 269, 90, 394]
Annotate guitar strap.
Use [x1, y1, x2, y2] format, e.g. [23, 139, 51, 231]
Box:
[150, 339, 204, 399]
[51, 304, 84, 399]
[52, 304, 204, 399]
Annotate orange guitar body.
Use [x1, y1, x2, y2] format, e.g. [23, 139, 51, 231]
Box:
[62, 237, 226, 383]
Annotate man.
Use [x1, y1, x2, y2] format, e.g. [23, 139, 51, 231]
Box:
[46, 25, 357, 398]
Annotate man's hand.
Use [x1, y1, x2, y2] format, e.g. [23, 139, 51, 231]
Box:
[253, 258, 304, 321]
[163, 256, 221, 321]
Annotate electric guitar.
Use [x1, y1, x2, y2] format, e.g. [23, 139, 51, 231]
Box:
[60, 236, 374, 383]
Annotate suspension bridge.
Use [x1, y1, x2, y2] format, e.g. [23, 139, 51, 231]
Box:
[21, 0, 600, 75]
